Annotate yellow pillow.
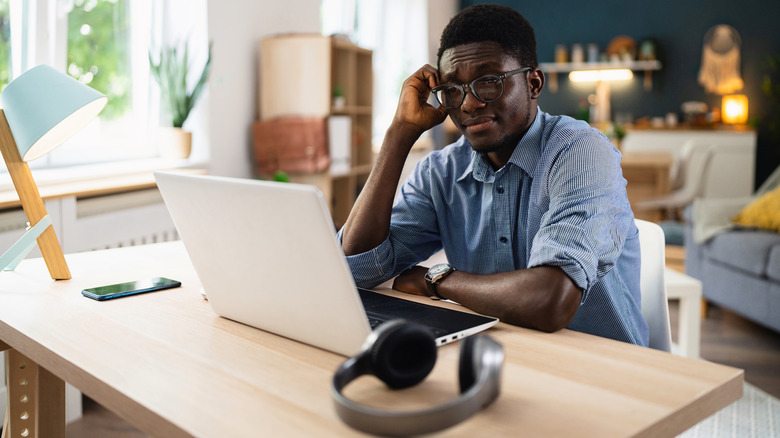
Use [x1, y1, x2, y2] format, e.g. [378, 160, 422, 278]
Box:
[732, 185, 780, 232]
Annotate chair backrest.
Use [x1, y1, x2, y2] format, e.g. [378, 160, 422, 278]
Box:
[676, 143, 715, 200]
[635, 219, 672, 352]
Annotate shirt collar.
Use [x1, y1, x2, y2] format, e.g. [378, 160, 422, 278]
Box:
[457, 108, 544, 183]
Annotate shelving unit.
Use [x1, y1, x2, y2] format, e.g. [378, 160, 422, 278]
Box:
[259, 34, 373, 227]
[539, 60, 662, 92]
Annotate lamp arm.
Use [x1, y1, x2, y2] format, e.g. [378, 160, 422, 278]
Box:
[0, 110, 71, 280]
[0, 215, 52, 271]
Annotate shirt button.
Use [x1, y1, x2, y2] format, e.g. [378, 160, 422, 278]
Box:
[496, 186, 504, 194]
[499, 236, 508, 244]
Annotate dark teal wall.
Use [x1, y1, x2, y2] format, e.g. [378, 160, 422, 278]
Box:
[458, 0, 780, 187]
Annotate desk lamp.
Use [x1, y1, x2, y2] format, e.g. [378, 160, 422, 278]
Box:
[0, 65, 107, 280]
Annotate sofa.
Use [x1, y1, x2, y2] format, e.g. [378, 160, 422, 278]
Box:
[684, 168, 780, 333]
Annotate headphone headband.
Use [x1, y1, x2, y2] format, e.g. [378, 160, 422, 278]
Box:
[331, 320, 503, 436]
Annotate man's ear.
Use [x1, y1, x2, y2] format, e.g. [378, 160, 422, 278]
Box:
[528, 69, 545, 99]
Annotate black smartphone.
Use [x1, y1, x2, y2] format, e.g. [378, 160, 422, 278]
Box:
[81, 277, 182, 301]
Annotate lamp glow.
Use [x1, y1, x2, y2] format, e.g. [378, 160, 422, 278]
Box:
[722, 94, 748, 124]
[0, 65, 107, 279]
[569, 69, 633, 82]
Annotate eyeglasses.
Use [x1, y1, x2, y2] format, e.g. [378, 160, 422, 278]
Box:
[432, 67, 531, 109]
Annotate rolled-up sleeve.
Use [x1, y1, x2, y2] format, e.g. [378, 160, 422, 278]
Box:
[338, 157, 444, 288]
[527, 131, 633, 301]
[337, 230, 397, 288]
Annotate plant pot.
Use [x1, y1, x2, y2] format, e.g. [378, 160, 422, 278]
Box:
[158, 127, 192, 159]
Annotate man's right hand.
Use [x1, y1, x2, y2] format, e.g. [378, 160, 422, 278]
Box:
[341, 65, 447, 256]
[392, 65, 448, 140]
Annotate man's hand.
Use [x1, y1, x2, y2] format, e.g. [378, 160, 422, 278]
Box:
[393, 65, 448, 139]
[341, 65, 448, 257]
[392, 265, 582, 333]
[392, 265, 430, 296]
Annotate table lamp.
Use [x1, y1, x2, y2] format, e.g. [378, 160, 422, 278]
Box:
[722, 94, 748, 124]
[0, 64, 107, 280]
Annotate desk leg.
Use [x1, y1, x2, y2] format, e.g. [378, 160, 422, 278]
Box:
[677, 296, 702, 359]
[4, 349, 65, 438]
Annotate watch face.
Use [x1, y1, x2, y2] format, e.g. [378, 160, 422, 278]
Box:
[429, 264, 450, 275]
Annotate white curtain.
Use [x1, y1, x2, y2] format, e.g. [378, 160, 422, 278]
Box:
[322, 0, 429, 149]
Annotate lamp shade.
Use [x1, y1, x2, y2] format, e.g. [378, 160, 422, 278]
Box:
[722, 94, 748, 124]
[0, 64, 107, 162]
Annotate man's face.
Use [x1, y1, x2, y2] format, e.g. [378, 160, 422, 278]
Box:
[438, 41, 538, 158]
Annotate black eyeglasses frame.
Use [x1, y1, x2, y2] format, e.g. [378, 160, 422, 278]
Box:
[431, 67, 532, 110]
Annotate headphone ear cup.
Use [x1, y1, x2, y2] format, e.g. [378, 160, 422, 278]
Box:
[370, 321, 437, 389]
[458, 335, 479, 393]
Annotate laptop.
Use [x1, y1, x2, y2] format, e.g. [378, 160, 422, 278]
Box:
[154, 171, 498, 356]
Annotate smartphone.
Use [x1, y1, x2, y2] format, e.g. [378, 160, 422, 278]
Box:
[81, 277, 182, 301]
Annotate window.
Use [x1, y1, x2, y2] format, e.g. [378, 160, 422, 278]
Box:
[1, 0, 208, 173]
[0, 0, 9, 89]
[322, 0, 430, 150]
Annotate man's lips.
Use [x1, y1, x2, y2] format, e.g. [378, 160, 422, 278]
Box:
[462, 116, 495, 133]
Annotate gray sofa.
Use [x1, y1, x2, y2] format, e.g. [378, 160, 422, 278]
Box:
[684, 169, 780, 333]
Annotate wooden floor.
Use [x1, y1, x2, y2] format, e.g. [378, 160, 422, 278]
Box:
[59, 300, 780, 437]
[684, 302, 780, 399]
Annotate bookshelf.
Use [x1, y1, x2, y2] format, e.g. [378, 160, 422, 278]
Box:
[259, 34, 373, 227]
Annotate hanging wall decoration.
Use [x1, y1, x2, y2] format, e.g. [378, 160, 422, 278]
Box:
[698, 24, 744, 94]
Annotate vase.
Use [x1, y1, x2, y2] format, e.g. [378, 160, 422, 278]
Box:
[158, 127, 192, 159]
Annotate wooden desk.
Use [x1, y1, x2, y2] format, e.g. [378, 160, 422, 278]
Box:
[621, 151, 674, 222]
[1, 242, 743, 437]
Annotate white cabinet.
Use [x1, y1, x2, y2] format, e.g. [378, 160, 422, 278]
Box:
[621, 128, 757, 198]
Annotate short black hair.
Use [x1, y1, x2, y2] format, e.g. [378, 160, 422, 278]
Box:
[437, 4, 537, 69]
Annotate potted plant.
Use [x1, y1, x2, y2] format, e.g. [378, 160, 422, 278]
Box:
[149, 40, 212, 158]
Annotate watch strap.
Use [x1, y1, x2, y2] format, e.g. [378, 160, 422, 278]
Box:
[425, 264, 455, 300]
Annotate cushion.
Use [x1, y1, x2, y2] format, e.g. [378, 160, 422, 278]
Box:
[732, 185, 780, 233]
[706, 230, 780, 277]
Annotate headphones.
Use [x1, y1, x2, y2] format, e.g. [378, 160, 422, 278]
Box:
[331, 319, 504, 436]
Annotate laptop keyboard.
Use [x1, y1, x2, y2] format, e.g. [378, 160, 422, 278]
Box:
[366, 311, 446, 337]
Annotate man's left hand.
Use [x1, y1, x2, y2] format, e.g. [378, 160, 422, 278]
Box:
[392, 265, 429, 296]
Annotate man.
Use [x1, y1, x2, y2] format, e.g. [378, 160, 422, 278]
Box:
[339, 4, 648, 345]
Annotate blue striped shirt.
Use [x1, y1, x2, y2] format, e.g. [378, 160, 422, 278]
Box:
[341, 109, 649, 346]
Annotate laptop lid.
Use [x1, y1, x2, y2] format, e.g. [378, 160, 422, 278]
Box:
[155, 171, 371, 356]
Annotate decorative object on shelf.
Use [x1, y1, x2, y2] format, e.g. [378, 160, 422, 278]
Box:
[721, 94, 749, 124]
[587, 43, 599, 63]
[554, 44, 568, 63]
[571, 44, 585, 63]
[333, 85, 346, 109]
[606, 35, 637, 62]
[149, 40, 212, 158]
[698, 25, 744, 94]
[252, 117, 330, 175]
[681, 101, 709, 125]
[638, 39, 657, 61]
[0, 65, 107, 280]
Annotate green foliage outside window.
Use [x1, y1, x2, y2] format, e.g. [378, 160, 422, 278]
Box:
[67, 0, 131, 120]
[0, 0, 10, 91]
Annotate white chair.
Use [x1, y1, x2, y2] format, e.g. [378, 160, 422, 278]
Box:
[637, 143, 715, 220]
[635, 219, 672, 352]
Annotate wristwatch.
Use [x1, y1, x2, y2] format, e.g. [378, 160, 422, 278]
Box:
[424, 263, 456, 300]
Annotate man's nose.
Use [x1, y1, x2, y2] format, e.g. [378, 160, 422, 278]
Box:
[460, 86, 485, 112]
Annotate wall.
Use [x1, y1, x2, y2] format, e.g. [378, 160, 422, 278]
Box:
[459, 0, 780, 188]
[206, 0, 321, 178]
